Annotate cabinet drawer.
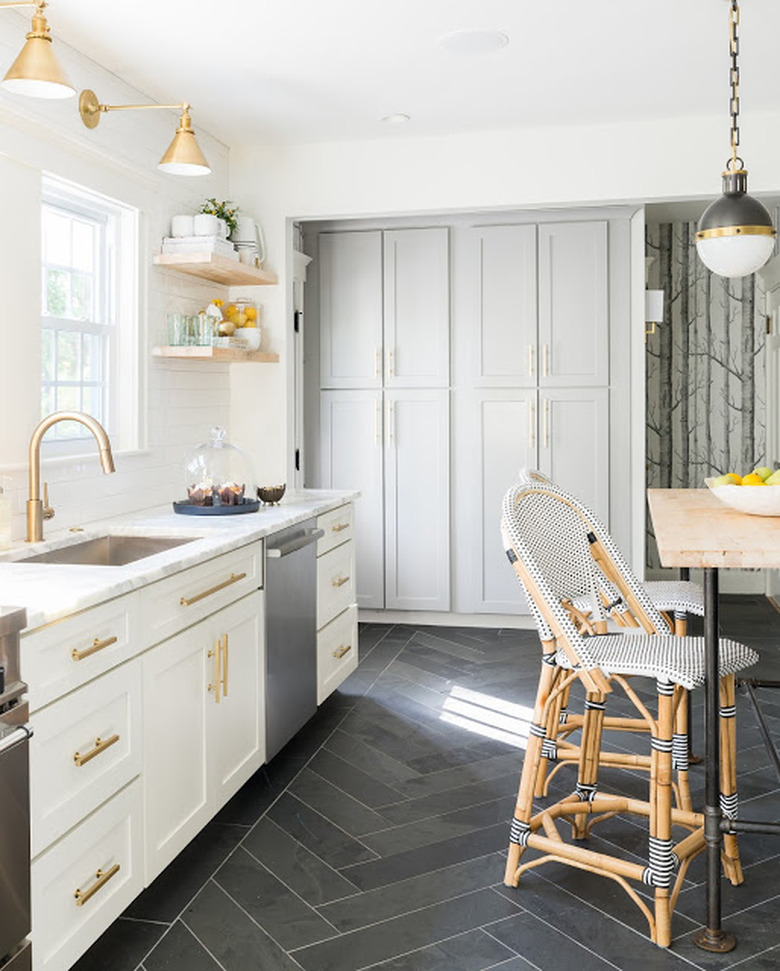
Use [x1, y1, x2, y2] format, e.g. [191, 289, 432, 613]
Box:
[31, 780, 143, 971]
[317, 541, 355, 629]
[316, 503, 354, 556]
[317, 605, 358, 705]
[21, 592, 140, 713]
[30, 661, 142, 858]
[141, 542, 262, 644]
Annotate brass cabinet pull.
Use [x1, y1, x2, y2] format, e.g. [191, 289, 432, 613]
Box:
[72, 635, 118, 662]
[542, 343, 550, 378]
[208, 640, 221, 703]
[543, 398, 550, 449]
[331, 575, 350, 588]
[181, 572, 247, 607]
[74, 864, 120, 907]
[374, 347, 381, 378]
[331, 522, 349, 533]
[73, 734, 120, 767]
[332, 644, 352, 659]
[528, 400, 535, 449]
[221, 634, 229, 697]
[528, 343, 535, 377]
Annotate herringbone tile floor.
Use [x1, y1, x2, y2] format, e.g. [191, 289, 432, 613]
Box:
[74, 597, 780, 971]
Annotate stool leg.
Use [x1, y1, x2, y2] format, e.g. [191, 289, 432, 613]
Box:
[571, 690, 605, 839]
[534, 641, 562, 798]
[719, 673, 743, 886]
[674, 689, 693, 812]
[650, 684, 676, 948]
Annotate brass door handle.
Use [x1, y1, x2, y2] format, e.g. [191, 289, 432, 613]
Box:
[72, 635, 118, 662]
[73, 734, 120, 767]
[74, 864, 120, 907]
[208, 640, 221, 703]
[331, 575, 350, 588]
[332, 644, 352, 659]
[221, 634, 229, 697]
[331, 523, 349, 533]
[181, 572, 246, 606]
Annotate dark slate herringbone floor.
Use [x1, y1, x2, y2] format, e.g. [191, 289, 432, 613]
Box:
[73, 598, 780, 971]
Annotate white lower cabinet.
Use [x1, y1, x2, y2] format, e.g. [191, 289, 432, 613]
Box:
[143, 591, 264, 882]
[316, 504, 359, 702]
[31, 780, 143, 971]
[317, 604, 358, 704]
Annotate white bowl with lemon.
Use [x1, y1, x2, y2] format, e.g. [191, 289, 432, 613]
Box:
[705, 466, 780, 516]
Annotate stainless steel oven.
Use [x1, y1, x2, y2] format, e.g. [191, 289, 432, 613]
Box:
[0, 607, 31, 971]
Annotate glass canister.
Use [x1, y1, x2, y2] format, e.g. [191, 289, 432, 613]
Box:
[223, 297, 258, 330]
[183, 427, 257, 506]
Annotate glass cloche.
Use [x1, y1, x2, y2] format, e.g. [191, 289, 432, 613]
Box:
[182, 427, 257, 510]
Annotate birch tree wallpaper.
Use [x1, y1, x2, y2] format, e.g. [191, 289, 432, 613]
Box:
[645, 221, 767, 572]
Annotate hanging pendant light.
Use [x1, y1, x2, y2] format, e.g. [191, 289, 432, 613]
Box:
[0, 1, 74, 99]
[696, 0, 776, 278]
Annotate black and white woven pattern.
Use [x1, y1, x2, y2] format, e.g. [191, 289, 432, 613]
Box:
[643, 580, 705, 616]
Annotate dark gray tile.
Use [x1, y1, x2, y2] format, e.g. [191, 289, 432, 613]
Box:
[308, 748, 406, 807]
[214, 755, 308, 826]
[341, 822, 509, 892]
[360, 795, 516, 856]
[181, 879, 302, 971]
[323, 730, 422, 788]
[289, 767, 391, 836]
[362, 927, 516, 970]
[318, 852, 506, 932]
[144, 921, 222, 971]
[485, 911, 620, 971]
[213, 846, 336, 950]
[125, 823, 247, 923]
[394, 750, 523, 801]
[267, 792, 378, 869]
[242, 817, 359, 905]
[379, 773, 519, 825]
[292, 888, 522, 971]
[70, 917, 167, 971]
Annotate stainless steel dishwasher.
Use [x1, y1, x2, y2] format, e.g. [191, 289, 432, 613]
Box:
[265, 519, 324, 760]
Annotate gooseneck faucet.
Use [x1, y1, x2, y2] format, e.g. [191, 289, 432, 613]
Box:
[26, 411, 115, 543]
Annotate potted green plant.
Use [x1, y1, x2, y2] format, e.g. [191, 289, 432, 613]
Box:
[199, 198, 239, 239]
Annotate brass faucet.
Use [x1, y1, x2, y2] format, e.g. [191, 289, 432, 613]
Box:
[26, 411, 115, 543]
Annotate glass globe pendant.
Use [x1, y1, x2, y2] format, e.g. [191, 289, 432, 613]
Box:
[695, 0, 776, 279]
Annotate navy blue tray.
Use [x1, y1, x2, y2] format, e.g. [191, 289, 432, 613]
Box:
[173, 499, 260, 516]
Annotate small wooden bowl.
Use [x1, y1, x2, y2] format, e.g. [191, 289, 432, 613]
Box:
[257, 484, 286, 505]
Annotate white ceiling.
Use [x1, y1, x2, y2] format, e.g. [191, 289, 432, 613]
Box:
[47, 0, 780, 149]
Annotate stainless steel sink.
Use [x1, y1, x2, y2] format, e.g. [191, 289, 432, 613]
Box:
[21, 534, 197, 567]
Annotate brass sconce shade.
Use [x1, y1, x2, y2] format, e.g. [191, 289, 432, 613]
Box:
[0, 1, 74, 99]
[79, 89, 211, 177]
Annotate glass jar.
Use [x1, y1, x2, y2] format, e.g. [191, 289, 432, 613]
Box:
[224, 297, 258, 330]
[183, 427, 257, 506]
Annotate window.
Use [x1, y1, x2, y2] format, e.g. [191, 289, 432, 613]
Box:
[41, 176, 138, 451]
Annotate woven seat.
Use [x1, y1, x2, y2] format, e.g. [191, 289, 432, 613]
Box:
[501, 481, 757, 947]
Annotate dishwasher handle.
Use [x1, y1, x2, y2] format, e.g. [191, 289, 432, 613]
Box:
[0, 724, 32, 756]
[267, 527, 325, 558]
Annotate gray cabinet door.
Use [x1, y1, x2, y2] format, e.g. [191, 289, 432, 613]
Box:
[319, 231, 383, 389]
[319, 389, 385, 608]
[384, 228, 450, 388]
[538, 221, 609, 387]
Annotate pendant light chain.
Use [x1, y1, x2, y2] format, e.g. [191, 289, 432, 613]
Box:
[729, 0, 741, 170]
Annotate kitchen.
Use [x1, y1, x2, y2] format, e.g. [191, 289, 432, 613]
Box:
[1, 2, 780, 970]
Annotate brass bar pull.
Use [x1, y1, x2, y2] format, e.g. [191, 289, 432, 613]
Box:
[221, 634, 229, 697]
[180, 572, 246, 607]
[374, 399, 381, 444]
[74, 864, 120, 907]
[542, 343, 550, 378]
[332, 644, 352, 659]
[528, 344, 535, 378]
[543, 398, 550, 449]
[331, 523, 349, 533]
[72, 635, 118, 662]
[388, 349, 394, 376]
[331, 575, 350, 588]
[388, 401, 395, 444]
[208, 640, 221, 703]
[73, 734, 120, 768]
[529, 400, 535, 449]
[374, 347, 381, 378]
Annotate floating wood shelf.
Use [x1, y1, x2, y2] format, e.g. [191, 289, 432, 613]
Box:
[153, 252, 277, 286]
[153, 346, 279, 363]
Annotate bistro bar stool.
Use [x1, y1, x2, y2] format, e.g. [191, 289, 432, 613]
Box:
[501, 482, 758, 947]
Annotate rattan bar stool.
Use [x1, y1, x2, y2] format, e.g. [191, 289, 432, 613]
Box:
[501, 482, 757, 947]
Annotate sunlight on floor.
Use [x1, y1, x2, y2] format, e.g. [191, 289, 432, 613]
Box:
[440, 684, 534, 749]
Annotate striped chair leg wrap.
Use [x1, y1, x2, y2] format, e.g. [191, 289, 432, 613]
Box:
[575, 782, 598, 802]
[584, 698, 606, 712]
[673, 610, 687, 620]
[509, 818, 531, 846]
[651, 735, 673, 754]
[720, 704, 737, 720]
[672, 734, 689, 772]
[558, 706, 569, 725]
[642, 837, 678, 889]
[541, 737, 558, 761]
[529, 722, 547, 740]
[657, 680, 675, 697]
[541, 651, 557, 667]
[719, 792, 739, 820]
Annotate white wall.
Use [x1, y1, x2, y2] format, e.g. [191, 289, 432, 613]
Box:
[0, 11, 232, 539]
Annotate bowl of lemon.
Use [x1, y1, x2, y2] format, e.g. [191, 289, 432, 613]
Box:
[705, 466, 780, 516]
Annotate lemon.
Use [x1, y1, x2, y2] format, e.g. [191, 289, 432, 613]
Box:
[726, 473, 742, 484]
[245, 307, 257, 321]
[742, 472, 766, 486]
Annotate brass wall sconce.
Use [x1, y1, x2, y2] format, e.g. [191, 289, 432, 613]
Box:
[0, 1, 74, 99]
[79, 89, 211, 177]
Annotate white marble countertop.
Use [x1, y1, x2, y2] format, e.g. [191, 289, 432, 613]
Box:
[0, 489, 357, 632]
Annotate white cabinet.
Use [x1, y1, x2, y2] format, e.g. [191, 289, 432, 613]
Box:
[316, 503, 358, 703]
[143, 591, 264, 882]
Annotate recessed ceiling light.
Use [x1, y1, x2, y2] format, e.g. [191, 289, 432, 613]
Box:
[381, 113, 411, 124]
[437, 29, 509, 55]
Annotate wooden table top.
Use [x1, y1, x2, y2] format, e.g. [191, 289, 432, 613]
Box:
[647, 488, 780, 569]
